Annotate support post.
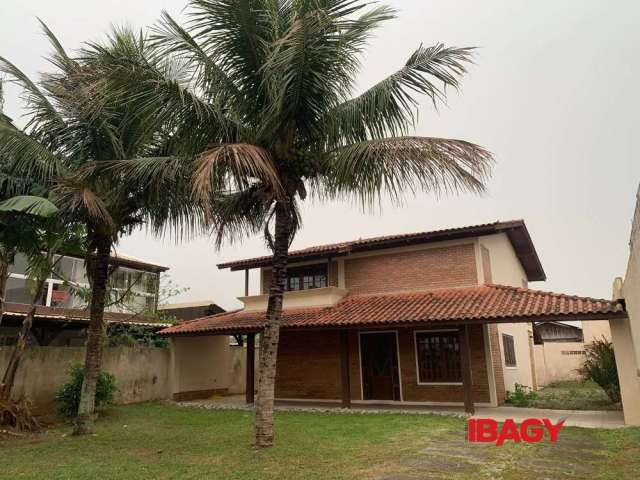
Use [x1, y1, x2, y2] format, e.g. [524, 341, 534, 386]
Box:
[246, 332, 255, 404]
[340, 329, 351, 408]
[459, 325, 475, 415]
[244, 269, 249, 297]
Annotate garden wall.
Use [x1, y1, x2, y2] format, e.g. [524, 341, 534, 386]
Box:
[533, 342, 585, 387]
[0, 346, 172, 412]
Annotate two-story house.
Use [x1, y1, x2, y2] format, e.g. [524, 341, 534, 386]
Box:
[161, 220, 626, 411]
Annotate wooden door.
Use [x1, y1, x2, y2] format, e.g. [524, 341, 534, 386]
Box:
[360, 332, 400, 401]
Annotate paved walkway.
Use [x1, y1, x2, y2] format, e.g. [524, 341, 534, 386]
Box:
[176, 396, 626, 429]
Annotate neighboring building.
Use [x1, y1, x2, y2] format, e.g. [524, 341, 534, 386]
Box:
[159, 301, 225, 322]
[6, 252, 167, 313]
[532, 321, 585, 387]
[160, 220, 627, 411]
[1, 252, 169, 347]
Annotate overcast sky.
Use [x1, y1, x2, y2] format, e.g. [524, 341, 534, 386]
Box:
[2, 0, 639, 310]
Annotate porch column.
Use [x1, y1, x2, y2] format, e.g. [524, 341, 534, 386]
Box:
[459, 325, 475, 414]
[340, 329, 351, 408]
[246, 332, 255, 404]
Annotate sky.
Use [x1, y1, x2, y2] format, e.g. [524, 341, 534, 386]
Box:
[2, 0, 639, 310]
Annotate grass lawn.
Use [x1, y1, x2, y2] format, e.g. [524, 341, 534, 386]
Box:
[1, 402, 639, 479]
[508, 380, 621, 411]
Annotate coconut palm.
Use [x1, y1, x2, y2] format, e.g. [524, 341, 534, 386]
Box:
[99, 0, 493, 447]
[0, 23, 198, 434]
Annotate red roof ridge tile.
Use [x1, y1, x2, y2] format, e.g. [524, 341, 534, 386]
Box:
[484, 284, 617, 304]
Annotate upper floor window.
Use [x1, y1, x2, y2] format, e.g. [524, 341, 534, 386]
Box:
[502, 333, 517, 367]
[285, 264, 327, 291]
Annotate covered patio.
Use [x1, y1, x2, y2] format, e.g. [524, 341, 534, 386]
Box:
[160, 284, 627, 416]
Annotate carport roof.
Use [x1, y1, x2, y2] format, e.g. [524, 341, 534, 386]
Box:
[159, 284, 626, 336]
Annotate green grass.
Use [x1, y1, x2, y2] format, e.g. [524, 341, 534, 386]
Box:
[1, 403, 639, 479]
[521, 380, 621, 411]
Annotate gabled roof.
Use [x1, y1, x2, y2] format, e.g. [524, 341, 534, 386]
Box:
[159, 284, 625, 336]
[217, 220, 546, 281]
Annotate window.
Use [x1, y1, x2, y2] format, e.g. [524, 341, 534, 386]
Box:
[414, 331, 462, 383]
[502, 334, 516, 367]
[285, 264, 327, 291]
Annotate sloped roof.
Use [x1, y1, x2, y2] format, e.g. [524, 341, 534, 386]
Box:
[159, 284, 625, 336]
[3, 303, 171, 328]
[217, 220, 546, 281]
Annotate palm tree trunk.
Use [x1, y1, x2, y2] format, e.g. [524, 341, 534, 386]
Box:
[254, 202, 291, 448]
[0, 253, 9, 327]
[73, 234, 111, 436]
[0, 276, 47, 400]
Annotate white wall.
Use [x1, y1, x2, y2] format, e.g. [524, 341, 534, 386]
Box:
[479, 234, 536, 392]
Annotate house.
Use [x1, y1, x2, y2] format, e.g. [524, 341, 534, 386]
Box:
[0, 252, 170, 347]
[160, 220, 626, 413]
[532, 321, 586, 387]
[159, 301, 225, 322]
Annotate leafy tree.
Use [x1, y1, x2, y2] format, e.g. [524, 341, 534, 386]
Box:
[102, 0, 493, 447]
[0, 23, 197, 434]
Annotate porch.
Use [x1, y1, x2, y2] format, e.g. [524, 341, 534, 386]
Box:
[161, 284, 627, 418]
[176, 395, 626, 429]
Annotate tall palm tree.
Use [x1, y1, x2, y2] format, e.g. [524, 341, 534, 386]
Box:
[0, 23, 197, 434]
[101, 0, 493, 448]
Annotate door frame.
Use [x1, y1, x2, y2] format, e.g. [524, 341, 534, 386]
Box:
[357, 330, 404, 402]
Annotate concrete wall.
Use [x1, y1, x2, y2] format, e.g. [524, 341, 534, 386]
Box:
[169, 336, 256, 400]
[582, 320, 612, 343]
[533, 342, 586, 387]
[0, 346, 171, 411]
[479, 234, 535, 392]
[609, 186, 640, 425]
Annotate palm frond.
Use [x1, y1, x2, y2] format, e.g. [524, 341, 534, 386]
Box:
[52, 178, 115, 230]
[0, 123, 64, 183]
[0, 56, 66, 135]
[324, 44, 474, 145]
[318, 136, 493, 208]
[192, 143, 282, 203]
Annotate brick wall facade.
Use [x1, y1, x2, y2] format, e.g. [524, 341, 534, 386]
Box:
[275, 326, 491, 404]
[344, 244, 478, 295]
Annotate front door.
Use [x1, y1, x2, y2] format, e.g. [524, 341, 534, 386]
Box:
[360, 332, 400, 401]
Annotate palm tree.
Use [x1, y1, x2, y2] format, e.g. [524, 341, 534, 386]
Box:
[0, 23, 197, 434]
[102, 0, 493, 448]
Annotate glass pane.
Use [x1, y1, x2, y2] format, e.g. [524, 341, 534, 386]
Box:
[6, 276, 45, 305]
[289, 277, 300, 291]
[9, 254, 28, 275]
[303, 275, 314, 290]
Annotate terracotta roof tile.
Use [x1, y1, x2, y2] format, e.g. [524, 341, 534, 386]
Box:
[159, 284, 625, 336]
[217, 220, 546, 282]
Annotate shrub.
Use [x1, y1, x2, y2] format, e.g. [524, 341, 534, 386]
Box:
[55, 363, 118, 417]
[579, 338, 621, 403]
[505, 383, 538, 406]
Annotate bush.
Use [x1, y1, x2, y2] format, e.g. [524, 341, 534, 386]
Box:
[505, 383, 538, 406]
[579, 338, 621, 403]
[55, 364, 118, 417]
